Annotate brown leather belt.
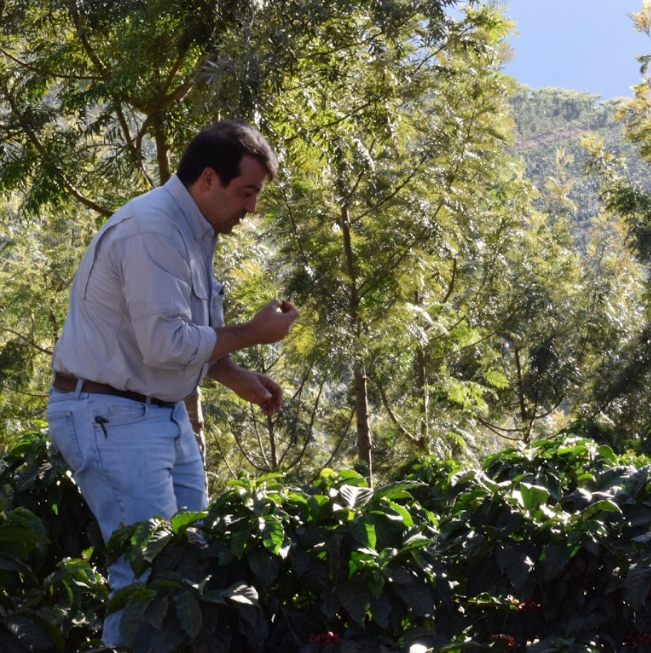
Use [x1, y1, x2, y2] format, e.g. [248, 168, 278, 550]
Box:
[52, 372, 176, 408]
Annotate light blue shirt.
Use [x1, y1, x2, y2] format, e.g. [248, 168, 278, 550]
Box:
[52, 176, 222, 402]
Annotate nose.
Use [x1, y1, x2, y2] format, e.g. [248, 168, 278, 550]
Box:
[244, 195, 258, 214]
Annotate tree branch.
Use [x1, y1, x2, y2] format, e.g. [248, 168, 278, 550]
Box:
[2, 328, 53, 356]
[281, 184, 339, 305]
[476, 415, 525, 441]
[309, 408, 355, 482]
[0, 46, 100, 80]
[286, 376, 325, 469]
[67, 1, 155, 188]
[2, 82, 112, 216]
[374, 373, 427, 450]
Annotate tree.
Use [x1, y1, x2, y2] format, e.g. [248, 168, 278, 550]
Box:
[254, 3, 531, 477]
[547, 0, 651, 439]
[0, 0, 463, 470]
[0, 0, 232, 441]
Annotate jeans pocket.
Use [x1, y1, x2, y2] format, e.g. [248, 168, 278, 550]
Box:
[47, 410, 83, 471]
[106, 401, 147, 425]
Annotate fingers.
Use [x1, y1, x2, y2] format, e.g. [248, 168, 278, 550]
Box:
[257, 375, 283, 415]
[279, 300, 299, 329]
[249, 299, 299, 345]
[279, 300, 297, 314]
[267, 299, 298, 317]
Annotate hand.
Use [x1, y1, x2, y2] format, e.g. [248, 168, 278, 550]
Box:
[229, 368, 284, 416]
[249, 299, 299, 345]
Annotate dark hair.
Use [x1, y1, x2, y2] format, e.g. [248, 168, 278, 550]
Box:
[176, 120, 278, 187]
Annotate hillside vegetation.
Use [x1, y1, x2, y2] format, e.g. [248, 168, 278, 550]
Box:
[1, 1, 651, 488]
[2, 1, 651, 650]
[510, 86, 651, 241]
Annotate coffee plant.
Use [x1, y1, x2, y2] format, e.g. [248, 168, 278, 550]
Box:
[1, 431, 650, 652]
[0, 429, 108, 651]
[400, 438, 651, 652]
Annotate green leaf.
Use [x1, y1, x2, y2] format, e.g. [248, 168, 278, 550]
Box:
[369, 594, 392, 629]
[520, 483, 551, 512]
[320, 468, 336, 480]
[0, 552, 31, 574]
[176, 591, 203, 640]
[142, 528, 174, 563]
[5, 614, 60, 652]
[306, 494, 330, 520]
[247, 550, 279, 586]
[0, 526, 39, 542]
[242, 608, 269, 651]
[338, 578, 370, 624]
[150, 615, 187, 653]
[391, 576, 435, 618]
[257, 472, 286, 484]
[230, 524, 252, 557]
[349, 519, 377, 549]
[148, 594, 170, 630]
[540, 543, 569, 581]
[377, 547, 398, 568]
[369, 569, 385, 598]
[125, 518, 172, 575]
[224, 582, 258, 606]
[496, 546, 534, 591]
[596, 445, 618, 466]
[381, 498, 414, 528]
[130, 518, 166, 548]
[624, 564, 651, 611]
[373, 481, 424, 501]
[340, 484, 374, 508]
[107, 583, 155, 614]
[260, 516, 285, 555]
[171, 511, 207, 534]
[483, 368, 510, 389]
[200, 590, 226, 605]
[579, 499, 622, 520]
[120, 598, 151, 648]
[337, 470, 368, 486]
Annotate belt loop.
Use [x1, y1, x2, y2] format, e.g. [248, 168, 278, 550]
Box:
[74, 377, 84, 398]
[144, 397, 155, 417]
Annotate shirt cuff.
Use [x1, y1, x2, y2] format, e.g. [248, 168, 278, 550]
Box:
[194, 325, 217, 368]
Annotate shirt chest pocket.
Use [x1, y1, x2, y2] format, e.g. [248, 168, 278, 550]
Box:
[190, 266, 211, 327]
[190, 266, 224, 329]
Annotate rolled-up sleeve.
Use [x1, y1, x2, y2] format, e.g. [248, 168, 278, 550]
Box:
[117, 232, 217, 372]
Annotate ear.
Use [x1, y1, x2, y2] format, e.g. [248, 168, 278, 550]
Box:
[199, 167, 220, 189]
[187, 168, 221, 206]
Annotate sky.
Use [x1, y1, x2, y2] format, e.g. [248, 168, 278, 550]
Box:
[501, 0, 649, 101]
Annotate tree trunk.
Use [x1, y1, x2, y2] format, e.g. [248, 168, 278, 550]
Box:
[354, 364, 373, 479]
[267, 414, 278, 469]
[340, 204, 373, 477]
[514, 346, 531, 443]
[416, 345, 430, 443]
[414, 292, 430, 445]
[153, 113, 171, 183]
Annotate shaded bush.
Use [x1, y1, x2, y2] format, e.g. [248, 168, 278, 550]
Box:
[2, 432, 651, 652]
[0, 430, 108, 651]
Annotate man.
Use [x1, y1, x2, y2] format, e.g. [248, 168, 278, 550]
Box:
[46, 120, 298, 647]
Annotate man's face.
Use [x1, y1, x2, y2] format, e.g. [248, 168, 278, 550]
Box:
[201, 155, 268, 234]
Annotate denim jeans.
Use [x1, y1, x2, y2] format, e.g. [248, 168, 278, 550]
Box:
[46, 384, 207, 648]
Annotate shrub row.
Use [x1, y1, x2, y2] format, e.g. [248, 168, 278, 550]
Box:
[1, 431, 650, 652]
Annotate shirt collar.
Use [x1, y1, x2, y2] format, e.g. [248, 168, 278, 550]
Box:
[163, 175, 215, 241]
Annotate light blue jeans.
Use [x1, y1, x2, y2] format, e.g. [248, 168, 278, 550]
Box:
[46, 385, 207, 648]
